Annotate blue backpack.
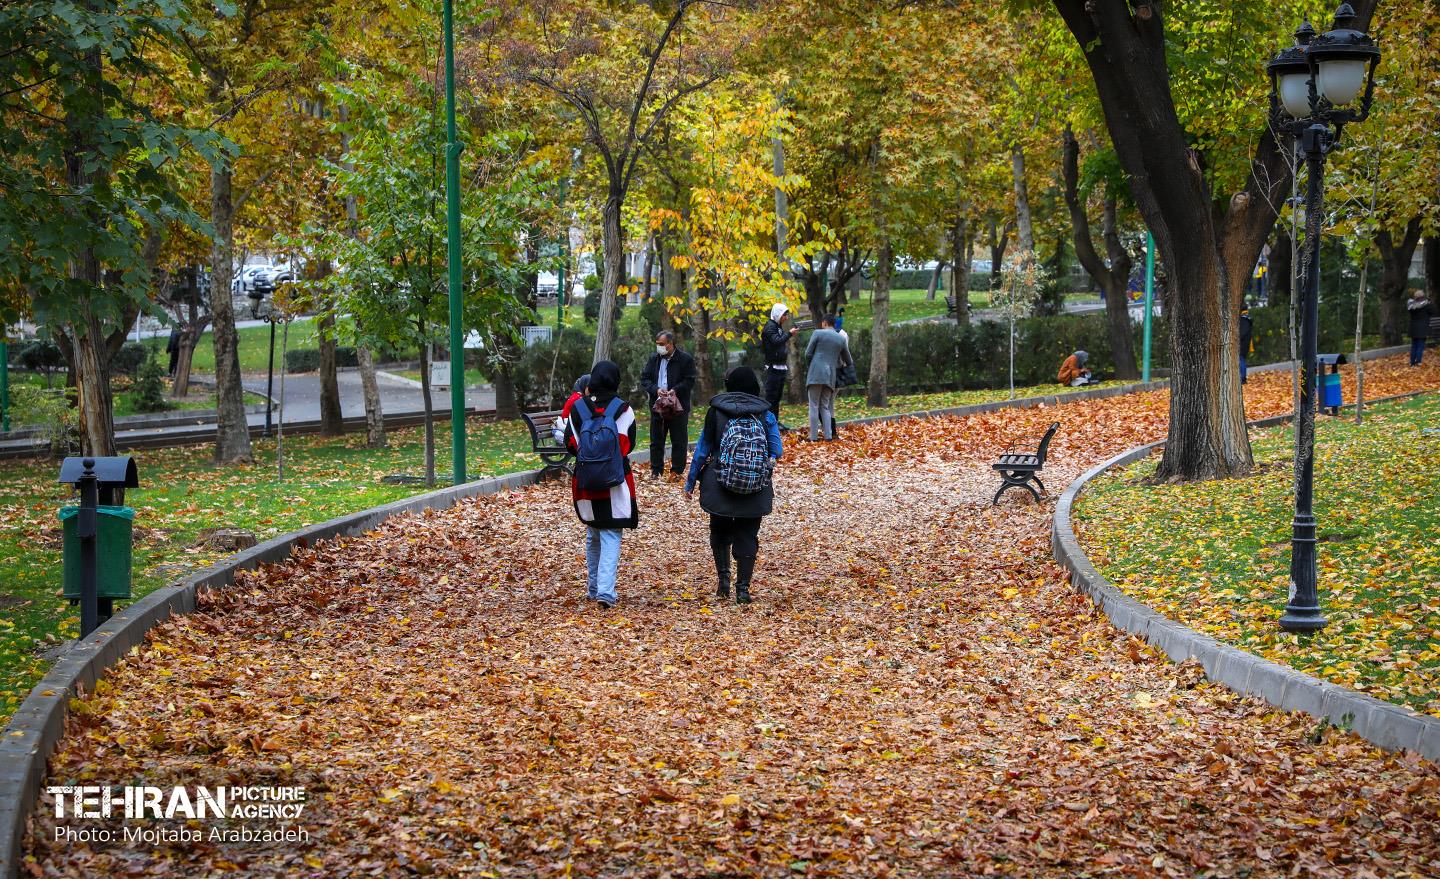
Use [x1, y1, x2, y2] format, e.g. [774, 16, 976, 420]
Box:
[573, 398, 626, 491]
[716, 413, 771, 494]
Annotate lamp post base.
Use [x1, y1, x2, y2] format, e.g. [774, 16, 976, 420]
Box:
[1278, 602, 1328, 633]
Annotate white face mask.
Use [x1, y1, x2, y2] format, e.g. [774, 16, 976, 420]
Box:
[656, 345, 668, 355]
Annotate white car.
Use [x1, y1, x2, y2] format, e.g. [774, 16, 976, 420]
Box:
[233, 264, 275, 294]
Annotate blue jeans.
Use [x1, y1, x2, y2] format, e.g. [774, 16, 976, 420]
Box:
[1240, 354, 1248, 384]
[585, 527, 622, 603]
[1412, 338, 1426, 366]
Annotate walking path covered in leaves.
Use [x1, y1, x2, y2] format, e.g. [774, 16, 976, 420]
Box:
[28, 358, 1440, 877]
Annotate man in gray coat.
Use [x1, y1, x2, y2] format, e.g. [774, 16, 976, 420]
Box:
[804, 314, 852, 441]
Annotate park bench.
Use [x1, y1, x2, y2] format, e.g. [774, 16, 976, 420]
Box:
[945, 294, 958, 318]
[519, 410, 573, 479]
[1429, 316, 1440, 347]
[991, 421, 1059, 505]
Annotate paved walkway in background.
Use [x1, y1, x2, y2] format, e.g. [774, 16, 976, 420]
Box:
[24, 356, 1440, 877]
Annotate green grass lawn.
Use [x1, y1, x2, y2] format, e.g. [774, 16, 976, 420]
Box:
[0, 374, 1127, 724]
[187, 320, 323, 374]
[1074, 393, 1440, 717]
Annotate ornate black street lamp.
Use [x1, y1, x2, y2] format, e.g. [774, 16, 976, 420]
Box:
[1267, 4, 1380, 633]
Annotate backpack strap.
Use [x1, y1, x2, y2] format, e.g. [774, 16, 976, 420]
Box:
[603, 398, 624, 421]
[574, 400, 595, 423]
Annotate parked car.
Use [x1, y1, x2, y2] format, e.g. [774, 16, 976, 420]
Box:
[230, 263, 275, 294]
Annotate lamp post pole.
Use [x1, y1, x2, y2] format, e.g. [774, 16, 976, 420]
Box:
[443, 0, 466, 484]
[1267, 2, 1378, 633]
[1280, 123, 1331, 632]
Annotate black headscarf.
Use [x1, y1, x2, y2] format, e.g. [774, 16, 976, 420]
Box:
[573, 373, 590, 395]
[724, 366, 761, 396]
[587, 361, 621, 406]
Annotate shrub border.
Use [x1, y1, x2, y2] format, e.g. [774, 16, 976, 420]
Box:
[1051, 392, 1440, 764]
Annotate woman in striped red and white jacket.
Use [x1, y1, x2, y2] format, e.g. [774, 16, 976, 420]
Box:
[563, 360, 639, 608]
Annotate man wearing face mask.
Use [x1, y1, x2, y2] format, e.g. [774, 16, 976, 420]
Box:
[640, 330, 698, 478]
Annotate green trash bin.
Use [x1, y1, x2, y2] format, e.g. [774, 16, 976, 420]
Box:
[59, 505, 135, 601]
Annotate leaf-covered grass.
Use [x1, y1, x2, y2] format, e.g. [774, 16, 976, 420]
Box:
[1075, 393, 1440, 716]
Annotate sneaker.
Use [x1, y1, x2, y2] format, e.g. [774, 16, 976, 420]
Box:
[597, 598, 615, 610]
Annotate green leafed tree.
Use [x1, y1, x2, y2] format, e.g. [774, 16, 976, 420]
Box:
[0, 0, 228, 455]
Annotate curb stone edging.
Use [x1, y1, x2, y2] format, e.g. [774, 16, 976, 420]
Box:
[0, 359, 1420, 876]
[1051, 391, 1440, 763]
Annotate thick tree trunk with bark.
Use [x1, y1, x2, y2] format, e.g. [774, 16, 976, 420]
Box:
[1062, 129, 1138, 379]
[949, 220, 972, 324]
[687, 270, 715, 401]
[661, 237, 682, 335]
[1011, 146, 1035, 255]
[1375, 218, 1422, 345]
[356, 342, 386, 448]
[492, 334, 522, 421]
[317, 289, 343, 435]
[208, 158, 253, 463]
[925, 262, 946, 301]
[1426, 234, 1439, 304]
[867, 240, 893, 407]
[1270, 227, 1293, 312]
[67, 318, 116, 457]
[988, 219, 1011, 290]
[1047, 0, 1383, 479]
[595, 192, 624, 363]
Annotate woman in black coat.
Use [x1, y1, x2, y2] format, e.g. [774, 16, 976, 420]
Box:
[684, 367, 784, 604]
[1409, 290, 1433, 366]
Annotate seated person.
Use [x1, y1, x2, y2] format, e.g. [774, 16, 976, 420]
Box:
[1058, 350, 1096, 387]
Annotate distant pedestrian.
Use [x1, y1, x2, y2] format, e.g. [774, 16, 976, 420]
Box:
[563, 361, 638, 610]
[685, 367, 783, 605]
[553, 373, 589, 444]
[639, 331, 697, 478]
[1409, 289, 1433, 366]
[1239, 303, 1254, 384]
[166, 328, 181, 377]
[1058, 350, 1095, 387]
[804, 314, 852, 442]
[761, 303, 799, 428]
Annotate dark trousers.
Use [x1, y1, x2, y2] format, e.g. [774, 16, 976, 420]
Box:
[1240, 354, 1248, 384]
[764, 367, 787, 421]
[1412, 338, 1426, 366]
[709, 514, 761, 562]
[649, 412, 687, 475]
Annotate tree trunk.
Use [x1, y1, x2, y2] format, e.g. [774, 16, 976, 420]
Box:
[641, 236, 655, 301]
[1425, 233, 1438, 304]
[67, 318, 116, 457]
[1270, 226, 1293, 312]
[1375, 218, 1422, 345]
[317, 309, 343, 436]
[660, 236, 681, 335]
[209, 157, 253, 463]
[687, 269, 715, 401]
[1063, 129, 1138, 378]
[950, 221, 972, 325]
[925, 262, 945, 301]
[867, 240, 893, 407]
[1100, 198, 1138, 378]
[594, 191, 624, 363]
[1011, 146, 1034, 254]
[989, 219, 1011, 290]
[419, 335, 435, 488]
[493, 334, 522, 420]
[356, 342, 386, 448]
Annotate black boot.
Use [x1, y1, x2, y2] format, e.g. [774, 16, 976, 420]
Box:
[711, 535, 731, 599]
[734, 556, 755, 604]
